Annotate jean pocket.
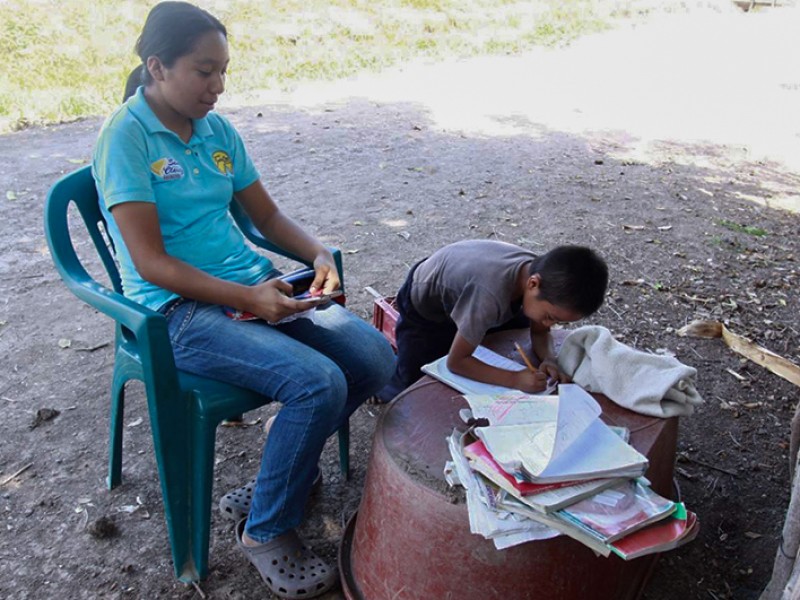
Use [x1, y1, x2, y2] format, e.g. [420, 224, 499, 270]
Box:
[166, 299, 198, 344]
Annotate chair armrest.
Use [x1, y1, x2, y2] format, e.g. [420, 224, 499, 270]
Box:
[59, 269, 181, 391]
[51, 242, 170, 352]
[66, 275, 165, 336]
[229, 200, 345, 288]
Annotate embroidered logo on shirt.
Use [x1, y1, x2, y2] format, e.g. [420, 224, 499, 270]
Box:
[212, 151, 233, 175]
[150, 158, 184, 180]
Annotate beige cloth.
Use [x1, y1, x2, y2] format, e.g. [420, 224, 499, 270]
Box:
[557, 326, 704, 418]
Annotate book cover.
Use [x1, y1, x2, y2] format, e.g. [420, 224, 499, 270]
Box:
[555, 479, 676, 543]
[498, 493, 612, 557]
[609, 504, 699, 560]
[514, 476, 628, 514]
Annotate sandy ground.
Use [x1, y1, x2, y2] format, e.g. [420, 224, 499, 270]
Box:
[1, 4, 800, 600]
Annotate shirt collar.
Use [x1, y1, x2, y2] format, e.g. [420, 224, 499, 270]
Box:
[127, 86, 213, 142]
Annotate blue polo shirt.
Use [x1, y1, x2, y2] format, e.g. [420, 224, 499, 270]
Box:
[92, 86, 272, 311]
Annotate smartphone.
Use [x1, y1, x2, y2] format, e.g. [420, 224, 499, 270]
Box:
[294, 289, 344, 303]
[279, 268, 315, 296]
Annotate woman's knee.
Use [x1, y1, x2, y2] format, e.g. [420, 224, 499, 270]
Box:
[347, 325, 395, 390]
[292, 359, 349, 418]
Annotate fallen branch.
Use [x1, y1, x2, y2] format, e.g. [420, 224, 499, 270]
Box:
[681, 455, 738, 477]
[677, 320, 800, 388]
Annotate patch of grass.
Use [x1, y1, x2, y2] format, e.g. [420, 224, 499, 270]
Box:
[718, 219, 769, 237]
[0, 0, 690, 132]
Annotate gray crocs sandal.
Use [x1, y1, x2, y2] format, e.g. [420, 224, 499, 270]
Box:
[219, 469, 323, 522]
[235, 519, 338, 599]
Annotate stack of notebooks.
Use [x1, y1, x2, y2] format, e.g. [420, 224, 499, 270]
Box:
[433, 348, 699, 558]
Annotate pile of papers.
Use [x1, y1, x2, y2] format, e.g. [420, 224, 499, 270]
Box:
[435, 347, 699, 558]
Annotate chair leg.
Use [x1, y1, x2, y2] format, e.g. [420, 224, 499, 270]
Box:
[337, 420, 350, 480]
[146, 389, 196, 582]
[188, 413, 219, 582]
[107, 374, 126, 489]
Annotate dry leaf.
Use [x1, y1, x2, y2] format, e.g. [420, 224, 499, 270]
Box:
[220, 418, 262, 428]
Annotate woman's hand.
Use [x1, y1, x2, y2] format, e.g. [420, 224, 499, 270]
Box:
[244, 278, 321, 323]
[309, 250, 341, 295]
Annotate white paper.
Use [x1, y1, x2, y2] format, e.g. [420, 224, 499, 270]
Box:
[465, 391, 559, 426]
[446, 430, 559, 545]
[422, 345, 557, 396]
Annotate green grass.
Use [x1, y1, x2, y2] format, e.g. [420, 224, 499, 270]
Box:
[718, 219, 769, 237]
[0, 0, 675, 132]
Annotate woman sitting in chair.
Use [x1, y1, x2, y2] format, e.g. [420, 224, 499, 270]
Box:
[92, 2, 394, 598]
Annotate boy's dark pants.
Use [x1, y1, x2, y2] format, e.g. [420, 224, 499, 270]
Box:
[377, 263, 529, 403]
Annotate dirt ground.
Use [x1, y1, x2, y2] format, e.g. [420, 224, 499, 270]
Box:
[2, 5, 800, 600]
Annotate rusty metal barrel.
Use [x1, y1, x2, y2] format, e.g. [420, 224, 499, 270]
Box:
[339, 333, 678, 600]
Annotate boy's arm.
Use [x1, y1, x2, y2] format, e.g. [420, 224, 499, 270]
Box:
[531, 323, 571, 383]
[447, 332, 549, 393]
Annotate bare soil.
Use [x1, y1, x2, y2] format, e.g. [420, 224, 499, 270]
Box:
[2, 7, 800, 600]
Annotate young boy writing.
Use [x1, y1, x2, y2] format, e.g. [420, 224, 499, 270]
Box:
[376, 240, 608, 402]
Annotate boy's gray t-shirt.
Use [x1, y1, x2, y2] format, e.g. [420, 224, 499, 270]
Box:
[410, 240, 536, 347]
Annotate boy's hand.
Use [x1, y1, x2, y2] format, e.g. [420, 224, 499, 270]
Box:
[511, 369, 550, 393]
[539, 360, 571, 384]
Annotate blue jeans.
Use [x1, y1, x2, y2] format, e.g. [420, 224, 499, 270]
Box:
[162, 298, 395, 542]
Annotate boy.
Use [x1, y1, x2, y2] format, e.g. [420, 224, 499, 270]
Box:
[376, 240, 608, 402]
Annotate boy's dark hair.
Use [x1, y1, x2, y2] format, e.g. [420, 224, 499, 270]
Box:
[529, 245, 608, 316]
[123, 2, 227, 102]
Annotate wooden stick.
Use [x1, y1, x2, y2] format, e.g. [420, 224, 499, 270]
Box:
[363, 286, 383, 299]
[682, 455, 738, 477]
[0, 463, 32, 486]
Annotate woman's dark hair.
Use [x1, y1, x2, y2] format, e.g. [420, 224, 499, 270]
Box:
[529, 245, 608, 316]
[123, 2, 227, 102]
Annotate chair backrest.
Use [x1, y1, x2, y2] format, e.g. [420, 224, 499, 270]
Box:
[44, 165, 123, 298]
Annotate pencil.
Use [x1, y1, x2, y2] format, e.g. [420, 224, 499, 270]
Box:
[513, 342, 538, 373]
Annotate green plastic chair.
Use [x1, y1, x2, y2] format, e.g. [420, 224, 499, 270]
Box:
[43, 165, 350, 582]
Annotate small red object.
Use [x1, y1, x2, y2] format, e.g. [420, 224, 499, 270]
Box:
[371, 295, 399, 351]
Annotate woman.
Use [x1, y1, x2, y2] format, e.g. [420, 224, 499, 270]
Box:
[92, 3, 394, 598]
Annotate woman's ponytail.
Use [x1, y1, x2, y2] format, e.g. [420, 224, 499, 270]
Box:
[122, 64, 145, 103]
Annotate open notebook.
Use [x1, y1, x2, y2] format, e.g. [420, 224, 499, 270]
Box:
[421, 345, 558, 396]
[469, 384, 649, 484]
